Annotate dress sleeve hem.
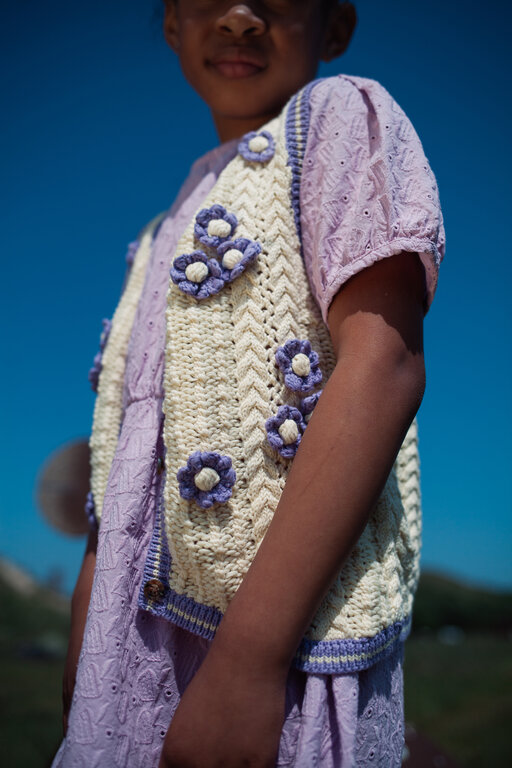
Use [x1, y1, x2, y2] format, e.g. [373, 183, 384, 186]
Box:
[322, 236, 442, 328]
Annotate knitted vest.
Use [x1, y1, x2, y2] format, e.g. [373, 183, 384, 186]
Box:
[90, 82, 421, 673]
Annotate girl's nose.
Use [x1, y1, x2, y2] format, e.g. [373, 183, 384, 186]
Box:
[216, 4, 266, 37]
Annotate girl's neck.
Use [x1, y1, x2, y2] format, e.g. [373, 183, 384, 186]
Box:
[213, 109, 282, 143]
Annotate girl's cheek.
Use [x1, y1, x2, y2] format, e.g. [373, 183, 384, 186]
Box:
[277, 21, 320, 57]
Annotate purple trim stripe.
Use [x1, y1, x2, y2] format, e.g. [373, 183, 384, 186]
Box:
[138, 427, 172, 604]
[138, 468, 224, 635]
[285, 78, 324, 245]
[139, 481, 412, 673]
[295, 614, 411, 674]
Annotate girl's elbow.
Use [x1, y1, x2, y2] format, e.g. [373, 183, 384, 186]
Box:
[398, 353, 426, 418]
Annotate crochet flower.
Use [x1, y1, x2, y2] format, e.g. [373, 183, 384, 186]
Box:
[85, 491, 98, 530]
[265, 405, 306, 459]
[275, 339, 322, 393]
[88, 318, 112, 392]
[88, 353, 102, 392]
[299, 389, 323, 420]
[170, 251, 225, 299]
[194, 204, 238, 249]
[177, 451, 236, 509]
[238, 130, 275, 163]
[99, 318, 112, 351]
[216, 237, 261, 282]
[125, 240, 139, 267]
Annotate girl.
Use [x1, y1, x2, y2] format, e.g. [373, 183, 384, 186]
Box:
[55, 1, 445, 766]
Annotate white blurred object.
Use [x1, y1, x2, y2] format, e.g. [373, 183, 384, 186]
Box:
[36, 439, 90, 535]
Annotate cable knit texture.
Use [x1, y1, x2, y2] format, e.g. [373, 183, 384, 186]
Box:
[53, 73, 445, 766]
[89, 215, 164, 524]
[53, 142, 406, 767]
[86, 76, 440, 667]
[158, 83, 424, 658]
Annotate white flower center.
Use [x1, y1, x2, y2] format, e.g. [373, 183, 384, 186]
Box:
[194, 467, 220, 492]
[278, 419, 299, 445]
[222, 248, 244, 269]
[291, 353, 311, 377]
[185, 261, 209, 283]
[207, 218, 232, 238]
[248, 135, 269, 153]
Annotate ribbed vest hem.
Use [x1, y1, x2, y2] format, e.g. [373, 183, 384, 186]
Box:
[139, 463, 412, 674]
[139, 577, 410, 673]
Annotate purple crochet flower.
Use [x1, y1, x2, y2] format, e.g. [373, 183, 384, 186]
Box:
[266, 405, 306, 458]
[88, 353, 102, 392]
[85, 491, 98, 530]
[299, 389, 323, 420]
[275, 339, 322, 393]
[194, 204, 238, 249]
[99, 318, 112, 351]
[125, 240, 139, 267]
[170, 250, 225, 299]
[216, 237, 261, 282]
[88, 318, 112, 392]
[177, 451, 236, 509]
[238, 130, 275, 163]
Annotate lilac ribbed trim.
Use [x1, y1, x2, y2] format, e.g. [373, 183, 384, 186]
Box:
[294, 614, 412, 674]
[138, 463, 224, 637]
[285, 79, 324, 245]
[139, 487, 223, 639]
[138, 451, 171, 604]
[139, 480, 413, 672]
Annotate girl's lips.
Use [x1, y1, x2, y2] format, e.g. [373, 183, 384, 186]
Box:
[211, 60, 264, 79]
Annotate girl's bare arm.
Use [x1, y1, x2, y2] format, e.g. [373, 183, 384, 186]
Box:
[62, 526, 97, 735]
[160, 250, 426, 767]
[213, 249, 426, 671]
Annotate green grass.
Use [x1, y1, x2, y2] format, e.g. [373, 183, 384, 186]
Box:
[0, 658, 65, 768]
[404, 632, 512, 767]
[0, 579, 69, 657]
[412, 571, 512, 634]
[0, 574, 69, 767]
[2, 634, 510, 768]
[1, 566, 511, 767]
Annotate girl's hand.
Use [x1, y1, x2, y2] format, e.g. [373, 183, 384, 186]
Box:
[158, 645, 287, 768]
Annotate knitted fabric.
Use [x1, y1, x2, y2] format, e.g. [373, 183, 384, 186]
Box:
[159, 101, 421, 651]
[89, 82, 422, 671]
[89, 213, 165, 523]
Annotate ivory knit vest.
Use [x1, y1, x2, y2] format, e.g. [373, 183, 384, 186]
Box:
[90, 83, 421, 673]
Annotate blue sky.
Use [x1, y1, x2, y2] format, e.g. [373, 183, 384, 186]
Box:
[1, 0, 511, 594]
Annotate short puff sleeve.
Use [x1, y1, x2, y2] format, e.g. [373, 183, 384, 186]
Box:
[300, 75, 445, 326]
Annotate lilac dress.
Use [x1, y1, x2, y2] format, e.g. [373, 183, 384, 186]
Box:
[53, 76, 444, 768]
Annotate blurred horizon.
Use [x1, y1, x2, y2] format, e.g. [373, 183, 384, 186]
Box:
[1, 0, 511, 595]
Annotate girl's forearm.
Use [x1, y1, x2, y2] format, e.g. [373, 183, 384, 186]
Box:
[63, 527, 97, 733]
[71, 526, 98, 612]
[213, 348, 424, 675]
[210, 254, 426, 676]
[68, 526, 97, 665]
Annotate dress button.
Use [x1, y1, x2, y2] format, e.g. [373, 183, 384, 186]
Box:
[143, 579, 165, 602]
